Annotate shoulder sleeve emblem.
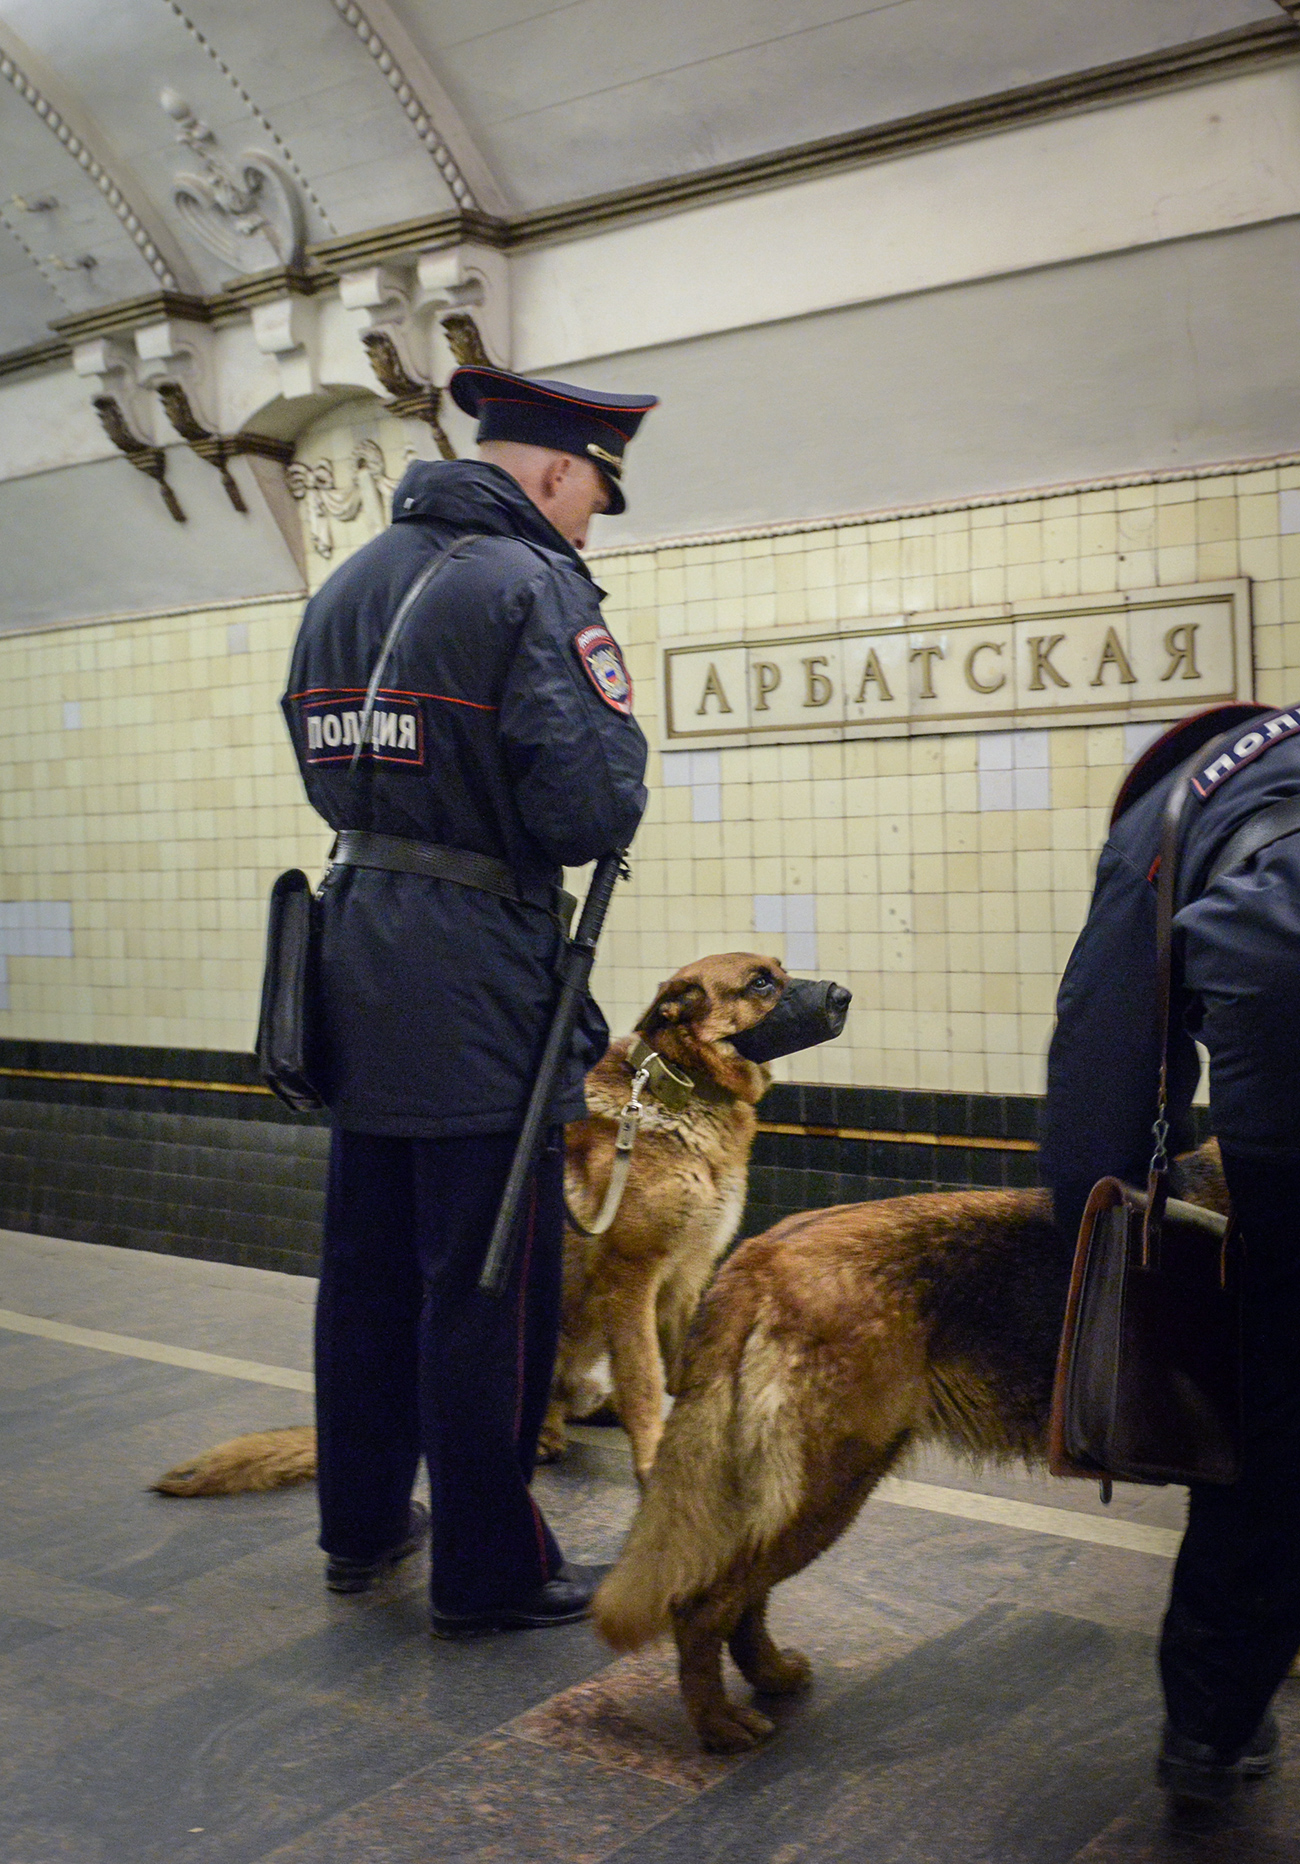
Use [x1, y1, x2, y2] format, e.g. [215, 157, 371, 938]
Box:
[573, 623, 634, 715]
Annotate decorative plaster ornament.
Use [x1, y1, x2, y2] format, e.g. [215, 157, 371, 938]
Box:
[441, 312, 490, 368]
[287, 440, 408, 560]
[360, 331, 456, 460]
[161, 89, 304, 275]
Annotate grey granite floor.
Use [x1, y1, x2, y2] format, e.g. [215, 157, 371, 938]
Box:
[1, 1226, 1296, 1863]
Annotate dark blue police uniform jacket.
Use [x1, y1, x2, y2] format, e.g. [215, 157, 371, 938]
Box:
[1042, 709, 1300, 1241]
[281, 459, 648, 1136]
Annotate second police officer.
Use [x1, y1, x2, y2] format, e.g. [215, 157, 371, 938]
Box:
[281, 364, 656, 1635]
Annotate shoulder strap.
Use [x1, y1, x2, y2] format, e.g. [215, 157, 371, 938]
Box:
[1145, 720, 1244, 1233]
[350, 534, 483, 772]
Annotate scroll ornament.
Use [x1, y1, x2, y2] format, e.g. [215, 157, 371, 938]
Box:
[161, 89, 304, 276]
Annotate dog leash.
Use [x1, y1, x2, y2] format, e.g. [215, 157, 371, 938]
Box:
[563, 1039, 693, 1239]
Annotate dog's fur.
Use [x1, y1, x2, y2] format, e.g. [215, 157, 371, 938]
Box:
[592, 1146, 1227, 1753]
[153, 951, 783, 1498]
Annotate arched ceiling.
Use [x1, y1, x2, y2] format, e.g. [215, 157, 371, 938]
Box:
[0, 0, 1288, 359]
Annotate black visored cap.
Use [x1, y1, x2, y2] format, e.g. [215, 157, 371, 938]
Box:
[449, 365, 658, 516]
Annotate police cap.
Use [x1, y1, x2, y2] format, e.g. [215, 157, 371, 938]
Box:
[449, 365, 657, 516]
[1109, 702, 1272, 828]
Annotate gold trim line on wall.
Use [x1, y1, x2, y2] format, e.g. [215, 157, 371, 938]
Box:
[661, 582, 1252, 748]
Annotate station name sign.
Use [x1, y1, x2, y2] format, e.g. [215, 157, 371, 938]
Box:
[660, 582, 1251, 747]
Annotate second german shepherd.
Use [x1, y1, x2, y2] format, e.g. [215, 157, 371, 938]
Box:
[593, 1150, 1227, 1752]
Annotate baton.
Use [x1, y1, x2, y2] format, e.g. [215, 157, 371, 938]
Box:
[479, 849, 627, 1296]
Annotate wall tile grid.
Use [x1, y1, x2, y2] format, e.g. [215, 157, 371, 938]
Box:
[0, 595, 329, 1048]
[0, 459, 1294, 1094]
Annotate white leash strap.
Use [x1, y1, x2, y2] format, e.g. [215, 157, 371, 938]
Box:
[564, 1062, 651, 1239]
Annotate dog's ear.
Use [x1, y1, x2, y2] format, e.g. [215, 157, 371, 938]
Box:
[636, 978, 708, 1039]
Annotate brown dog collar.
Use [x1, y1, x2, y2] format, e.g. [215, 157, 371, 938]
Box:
[626, 1036, 694, 1112]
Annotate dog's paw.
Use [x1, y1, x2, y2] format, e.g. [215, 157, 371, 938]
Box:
[751, 1646, 813, 1698]
[695, 1702, 775, 1753]
[535, 1424, 567, 1464]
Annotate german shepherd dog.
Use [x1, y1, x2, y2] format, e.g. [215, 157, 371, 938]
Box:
[592, 1148, 1229, 1753]
[154, 951, 784, 1498]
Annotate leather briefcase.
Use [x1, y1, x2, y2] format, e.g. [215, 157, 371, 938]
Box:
[1049, 1176, 1241, 1487]
[1049, 720, 1249, 1494]
[255, 869, 324, 1113]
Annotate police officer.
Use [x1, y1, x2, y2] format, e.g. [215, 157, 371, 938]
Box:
[1042, 701, 1300, 1808]
[281, 366, 654, 1635]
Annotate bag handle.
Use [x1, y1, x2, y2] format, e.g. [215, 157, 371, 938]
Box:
[350, 534, 483, 772]
[1145, 720, 1245, 1263]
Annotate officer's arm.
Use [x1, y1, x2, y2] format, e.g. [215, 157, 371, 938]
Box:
[498, 575, 648, 865]
[1041, 842, 1200, 1241]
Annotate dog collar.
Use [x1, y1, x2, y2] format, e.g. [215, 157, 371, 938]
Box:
[626, 1037, 694, 1112]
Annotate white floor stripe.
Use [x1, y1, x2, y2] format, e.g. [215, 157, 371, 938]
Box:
[0, 1307, 313, 1392]
[878, 1476, 1181, 1557]
[0, 1305, 1180, 1554]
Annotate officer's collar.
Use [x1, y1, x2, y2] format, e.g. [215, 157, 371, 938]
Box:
[626, 1036, 694, 1112]
[390, 459, 594, 579]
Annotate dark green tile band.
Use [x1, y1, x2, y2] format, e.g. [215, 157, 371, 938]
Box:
[0, 1039, 1178, 1273]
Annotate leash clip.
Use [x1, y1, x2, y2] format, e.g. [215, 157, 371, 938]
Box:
[616, 1064, 651, 1152]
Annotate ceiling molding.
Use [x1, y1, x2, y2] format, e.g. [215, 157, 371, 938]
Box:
[328, 0, 511, 219]
[0, 21, 196, 296]
[4, 17, 1298, 372]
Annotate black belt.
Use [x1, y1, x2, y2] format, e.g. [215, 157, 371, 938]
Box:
[1204, 794, 1300, 890]
[330, 830, 552, 911]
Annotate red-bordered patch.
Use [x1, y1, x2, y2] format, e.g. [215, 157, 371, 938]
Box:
[300, 693, 424, 766]
[574, 623, 633, 715]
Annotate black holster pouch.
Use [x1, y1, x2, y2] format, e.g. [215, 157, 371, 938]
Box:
[255, 870, 325, 1112]
[731, 978, 852, 1064]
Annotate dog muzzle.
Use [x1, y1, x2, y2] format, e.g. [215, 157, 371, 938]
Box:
[730, 978, 852, 1064]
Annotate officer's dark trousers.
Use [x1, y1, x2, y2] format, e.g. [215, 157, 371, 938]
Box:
[314, 1128, 565, 1613]
[1159, 1154, 1300, 1752]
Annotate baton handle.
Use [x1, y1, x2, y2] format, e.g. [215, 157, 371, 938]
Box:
[478, 850, 625, 1296]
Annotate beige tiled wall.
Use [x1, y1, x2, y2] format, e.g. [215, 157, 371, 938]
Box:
[4, 441, 1298, 1093]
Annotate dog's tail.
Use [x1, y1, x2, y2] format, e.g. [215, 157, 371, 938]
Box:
[152, 1425, 318, 1496]
[593, 1285, 805, 1651]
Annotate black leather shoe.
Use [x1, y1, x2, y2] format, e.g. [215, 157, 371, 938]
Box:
[1157, 1711, 1280, 1808]
[430, 1562, 611, 1640]
[325, 1502, 430, 1595]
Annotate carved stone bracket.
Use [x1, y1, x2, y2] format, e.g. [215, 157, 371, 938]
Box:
[91, 395, 186, 523]
[154, 380, 293, 512]
[359, 330, 456, 459]
[74, 335, 186, 523]
[339, 243, 508, 456]
[251, 294, 319, 399]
